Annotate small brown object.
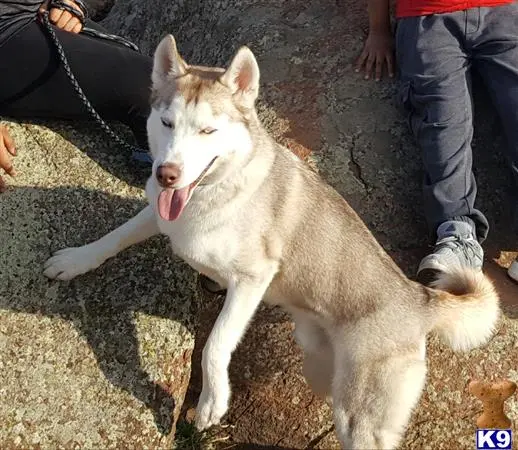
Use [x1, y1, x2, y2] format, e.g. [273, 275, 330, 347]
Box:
[469, 379, 517, 429]
[185, 407, 197, 424]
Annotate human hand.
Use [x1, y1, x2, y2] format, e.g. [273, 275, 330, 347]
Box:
[355, 31, 395, 81]
[0, 125, 16, 193]
[39, 0, 84, 33]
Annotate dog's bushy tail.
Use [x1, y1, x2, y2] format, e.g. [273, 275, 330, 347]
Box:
[426, 267, 500, 352]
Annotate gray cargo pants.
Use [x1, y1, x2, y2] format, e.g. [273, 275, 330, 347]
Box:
[396, 2, 518, 243]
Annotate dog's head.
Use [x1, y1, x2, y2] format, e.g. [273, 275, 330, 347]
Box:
[147, 35, 260, 221]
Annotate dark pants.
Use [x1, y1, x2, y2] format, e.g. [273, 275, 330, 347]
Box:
[396, 2, 518, 243]
[0, 19, 153, 149]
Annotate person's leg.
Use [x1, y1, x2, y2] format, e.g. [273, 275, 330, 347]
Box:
[0, 19, 152, 149]
[396, 12, 485, 284]
[82, 17, 109, 33]
[472, 3, 518, 282]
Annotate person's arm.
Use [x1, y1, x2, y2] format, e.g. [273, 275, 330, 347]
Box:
[355, 0, 394, 81]
[0, 125, 16, 193]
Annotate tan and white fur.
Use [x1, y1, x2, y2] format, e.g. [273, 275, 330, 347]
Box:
[43, 35, 500, 449]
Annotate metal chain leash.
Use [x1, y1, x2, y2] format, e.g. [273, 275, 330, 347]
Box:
[40, 11, 152, 163]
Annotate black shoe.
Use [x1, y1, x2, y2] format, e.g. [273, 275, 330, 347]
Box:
[198, 274, 227, 295]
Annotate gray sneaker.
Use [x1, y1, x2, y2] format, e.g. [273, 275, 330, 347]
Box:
[508, 257, 518, 283]
[417, 220, 484, 286]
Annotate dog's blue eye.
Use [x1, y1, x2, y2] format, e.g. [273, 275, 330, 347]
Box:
[201, 128, 217, 135]
[161, 118, 173, 128]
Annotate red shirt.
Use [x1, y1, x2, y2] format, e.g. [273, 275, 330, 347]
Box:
[396, 0, 513, 18]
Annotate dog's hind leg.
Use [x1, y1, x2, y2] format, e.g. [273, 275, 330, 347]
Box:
[331, 343, 427, 449]
[44, 205, 159, 280]
[292, 312, 333, 399]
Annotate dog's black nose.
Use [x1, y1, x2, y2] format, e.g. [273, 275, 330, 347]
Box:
[156, 163, 181, 188]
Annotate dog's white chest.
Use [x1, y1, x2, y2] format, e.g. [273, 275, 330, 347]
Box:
[156, 213, 237, 279]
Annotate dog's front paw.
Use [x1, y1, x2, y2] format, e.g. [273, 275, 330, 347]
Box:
[195, 388, 229, 431]
[43, 245, 103, 280]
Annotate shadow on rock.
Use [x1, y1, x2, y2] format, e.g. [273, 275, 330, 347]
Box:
[0, 185, 197, 436]
[23, 118, 151, 190]
[227, 445, 301, 450]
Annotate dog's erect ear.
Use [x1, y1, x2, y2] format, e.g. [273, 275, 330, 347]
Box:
[220, 46, 260, 108]
[152, 34, 187, 85]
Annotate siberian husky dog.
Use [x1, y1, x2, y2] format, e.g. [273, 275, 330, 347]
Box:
[43, 35, 500, 449]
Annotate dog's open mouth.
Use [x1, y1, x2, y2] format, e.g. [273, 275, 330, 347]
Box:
[157, 157, 217, 221]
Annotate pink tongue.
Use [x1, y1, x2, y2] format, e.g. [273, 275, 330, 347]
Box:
[158, 187, 190, 221]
